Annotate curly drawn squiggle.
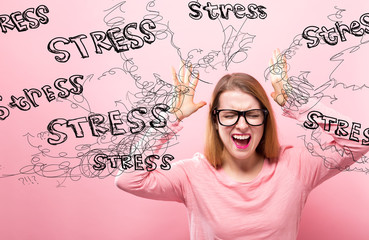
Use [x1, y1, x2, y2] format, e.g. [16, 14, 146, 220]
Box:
[5, 0, 264, 186]
[264, 7, 369, 175]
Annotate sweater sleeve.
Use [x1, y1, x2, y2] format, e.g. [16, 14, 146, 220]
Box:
[282, 98, 369, 190]
[115, 121, 188, 204]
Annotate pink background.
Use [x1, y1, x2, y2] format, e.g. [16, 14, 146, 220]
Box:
[1, 0, 369, 239]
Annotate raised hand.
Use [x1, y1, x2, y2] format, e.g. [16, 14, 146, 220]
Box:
[269, 49, 290, 106]
[171, 62, 207, 121]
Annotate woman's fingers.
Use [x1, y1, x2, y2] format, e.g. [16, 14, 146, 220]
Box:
[187, 71, 199, 98]
[172, 67, 179, 86]
[271, 91, 286, 106]
[176, 62, 200, 96]
[179, 61, 185, 83]
[171, 62, 207, 120]
[191, 71, 199, 88]
[274, 48, 280, 61]
[269, 48, 289, 106]
[269, 58, 273, 68]
[196, 101, 207, 110]
[171, 66, 184, 113]
[178, 61, 196, 85]
[283, 55, 288, 73]
[187, 64, 193, 84]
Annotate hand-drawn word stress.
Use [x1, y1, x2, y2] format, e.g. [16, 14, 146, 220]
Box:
[47, 103, 170, 145]
[9, 75, 84, 112]
[302, 13, 369, 48]
[188, 1, 267, 20]
[93, 154, 174, 171]
[48, 19, 156, 63]
[304, 110, 369, 145]
[0, 5, 49, 33]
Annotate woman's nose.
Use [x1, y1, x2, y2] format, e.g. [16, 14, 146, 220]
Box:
[235, 115, 249, 130]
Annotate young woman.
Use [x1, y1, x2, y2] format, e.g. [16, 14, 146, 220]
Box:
[115, 50, 369, 239]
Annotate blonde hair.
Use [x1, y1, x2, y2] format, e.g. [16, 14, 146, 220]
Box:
[204, 73, 280, 168]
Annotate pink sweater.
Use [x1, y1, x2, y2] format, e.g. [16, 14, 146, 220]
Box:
[116, 104, 369, 240]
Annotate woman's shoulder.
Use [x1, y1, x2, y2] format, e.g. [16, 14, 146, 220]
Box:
[268, 145, 296, 161]
[173, 152, 214, 172]
[279, 145, 295, 155]
[270, 144, 305, 166]
[174, 152, 208, 166]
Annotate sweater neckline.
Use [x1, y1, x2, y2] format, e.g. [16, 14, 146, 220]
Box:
[194, 153, 268, 186]
[217, 159, 267, 185]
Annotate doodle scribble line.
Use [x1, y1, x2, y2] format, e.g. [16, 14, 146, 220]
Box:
[264, 7, 369, 175]
[3, 3, 368, 188]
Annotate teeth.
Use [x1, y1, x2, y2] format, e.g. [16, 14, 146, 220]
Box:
[233, 135, 250, 140]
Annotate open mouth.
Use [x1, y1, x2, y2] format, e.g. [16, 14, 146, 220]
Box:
[232, 134, 251, 149]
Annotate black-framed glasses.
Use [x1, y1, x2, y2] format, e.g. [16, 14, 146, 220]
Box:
[213, 109, 268, 126]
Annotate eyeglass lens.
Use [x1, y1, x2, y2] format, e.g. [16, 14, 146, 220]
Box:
[218, 109, 266, 126]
